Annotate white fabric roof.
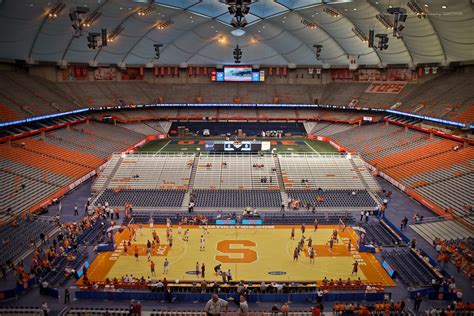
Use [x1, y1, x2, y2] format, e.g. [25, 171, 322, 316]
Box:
[0, 0, 472, 67]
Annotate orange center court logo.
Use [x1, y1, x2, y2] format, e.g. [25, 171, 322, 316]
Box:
[215, 240, 257, 263]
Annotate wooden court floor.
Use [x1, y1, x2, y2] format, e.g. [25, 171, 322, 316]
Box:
[82, 225, 395, 286]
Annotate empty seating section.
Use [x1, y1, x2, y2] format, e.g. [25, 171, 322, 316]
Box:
[170, 122, 306, 136]
[117, 122, 163, 135]
[331, 124, 435, 159]
[44, 122, 144, 158]
[382, 248, 438, 288]
[0, 157, 71, 186]
[194, 155, 278, 190]
[106, 154, 193, 190]
[43, 129, 114, 158]
[0, 307, 43, 315]
[0, 171, 62, 221]
[369, 139, 457, 171]
[363, 222, 400, 246]
[351, 158, 381, 192]
[91, 154, 122, 192]
[410, 220, 473, 244]
[279, 154, 378, 191]
[74, 122, 145, 145]
[0, 217, 57, 266]
[416, 173, 474, 221]
[66, 307, 129, 315]
[404, 161, 473, 187]
[287, 190, 377, 209]
[0, 72, 62, 117]
[96, 189, 186, 208]
[193, 189, 281, 208]
[312, 123, 356, 136]
[381, 145, 473, 180]
[328, 123, 473, 219]
[12, 138, 103, 169]
[0, 143, 90, 178]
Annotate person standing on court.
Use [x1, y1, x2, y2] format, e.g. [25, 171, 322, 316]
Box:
[204, 294, 228, 316]
[201, 263, 206, 278]
[163, 258, 169, 274]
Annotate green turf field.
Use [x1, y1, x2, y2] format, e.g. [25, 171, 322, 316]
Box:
[136, 138, 338, 154]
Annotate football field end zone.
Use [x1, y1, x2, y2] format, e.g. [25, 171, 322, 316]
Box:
[82, 225, 395, 287]
[135, 138, 337, 153]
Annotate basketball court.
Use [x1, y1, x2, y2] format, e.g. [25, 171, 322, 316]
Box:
[82, 224, 395, 286]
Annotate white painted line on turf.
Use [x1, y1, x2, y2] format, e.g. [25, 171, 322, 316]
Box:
[304, 140, 321, 156]
[155, 140, 171, 156]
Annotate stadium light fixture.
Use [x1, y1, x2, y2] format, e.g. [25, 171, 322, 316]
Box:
[301, 18, 318, 29]
[48, 2, 65, 19]
[156, 20, 174, 30]
[352, 27, 368, 43]
[407, 0, 427, 19]
[323, 7, 340, 17]
[375, 13, 394, 30]
[137, 6, 156, 16]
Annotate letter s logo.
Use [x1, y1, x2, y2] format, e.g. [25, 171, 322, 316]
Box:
[215, 240, 257, 263]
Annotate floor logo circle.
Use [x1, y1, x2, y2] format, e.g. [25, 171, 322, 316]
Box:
[268, 271, 287, 275]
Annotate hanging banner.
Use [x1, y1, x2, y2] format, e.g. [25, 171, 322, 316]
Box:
[121, 68, 143, 80]
[94, 67, 116, 80]
[348, 55, 358, 70]
[365, 82, 407, 94]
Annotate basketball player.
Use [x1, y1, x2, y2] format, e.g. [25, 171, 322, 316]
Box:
[200, 235, 206, 251]
[352, 261, 358, 276]
[290, 227, 295, 240]
[183, 229, 189, 241]
[203, 225, 209, 236]
[328, 238, 334, 252]
[134, 245, 139, 261]
[196, 262, 200, 277]
[309, 247, 315, 264]
[164, 258, 169, 274]
[293, 247, 299, 261]
[348, 239, 352, 252]
[301, 223, 306, 235]
[168, 234, 173, 248]
[307, 237, 313, 249]
[314, 219, 318, 232]
[177, 223, 182, 235]
[146, 240, 151, 255]
[150, 260, 155, 276]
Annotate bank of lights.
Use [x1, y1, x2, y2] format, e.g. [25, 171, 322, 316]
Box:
[323, 7, 340, 18]
[156, 20, 174, 30]
[47, 3, 65, 19]
[301, 19, 318, 30]
[137, 6, 156, 16]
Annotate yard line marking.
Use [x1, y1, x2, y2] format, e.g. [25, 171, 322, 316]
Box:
[304, 140, 321, 156]
[155, 140, 171, 156]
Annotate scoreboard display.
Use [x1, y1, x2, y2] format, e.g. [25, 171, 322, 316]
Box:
[205, 141, 269, 152]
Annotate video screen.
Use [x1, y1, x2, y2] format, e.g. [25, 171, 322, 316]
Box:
[224, 66, 253, 81]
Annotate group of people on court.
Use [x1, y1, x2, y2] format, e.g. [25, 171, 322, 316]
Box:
[289, 223, 359, 276]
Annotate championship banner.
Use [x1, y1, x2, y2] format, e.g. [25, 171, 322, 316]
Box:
[94, 67, 116, 80]
[365, 82, 407, 94]
[121, 68, 143, 80]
